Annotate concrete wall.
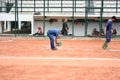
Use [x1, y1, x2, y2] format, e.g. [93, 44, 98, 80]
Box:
[87, 21, 100, 36]
[34, 21, 85, 36]
[0, 13, 33, 21]
[34, 21, 120, 36]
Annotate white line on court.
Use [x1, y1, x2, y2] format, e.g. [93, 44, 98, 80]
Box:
[0, 40, 13, 42]
[58, 47, 120, 52]
[0, 56, 120, 61]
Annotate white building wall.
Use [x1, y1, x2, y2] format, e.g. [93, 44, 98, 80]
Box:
[34, 21, 86, 36]
[87, 21, 120, 36]
[34, 21, 120, 36]
[73, 22, 85, 36]
[87, 22, 100, 36]
[113, 22, 120, 35]
[34, 21, 62, 36]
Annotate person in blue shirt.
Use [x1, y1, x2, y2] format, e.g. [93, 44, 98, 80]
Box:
[102, 16, 116, 50]
[47, 29, 62, 50]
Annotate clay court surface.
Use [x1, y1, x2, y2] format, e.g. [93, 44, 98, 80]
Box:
[0, 37, 120, 80]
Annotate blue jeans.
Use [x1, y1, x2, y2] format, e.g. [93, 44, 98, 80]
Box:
[105, 31, 111, 43]
[47, 32, 55, 49]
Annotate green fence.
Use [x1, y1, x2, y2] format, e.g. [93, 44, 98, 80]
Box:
[0, 0, 120, 37]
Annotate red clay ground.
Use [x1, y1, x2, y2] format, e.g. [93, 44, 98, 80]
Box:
[0, 37, 120, 80]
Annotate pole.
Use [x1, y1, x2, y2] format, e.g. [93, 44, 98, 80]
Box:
[99, 0, 103, 35]
[85, 6, 88, 36]
[34, 0, 35, 12]
[43, 0, 45, 37]
[61, 0, 63, 12]
[116, 0, 118, 14]
[47, 0, 49, 12]
[16, 0, 19, 36]
[15, 0, 17, 37]
[72, 0, 75, 37]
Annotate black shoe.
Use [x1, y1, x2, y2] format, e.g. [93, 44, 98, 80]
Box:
[52, 48, 57, 50]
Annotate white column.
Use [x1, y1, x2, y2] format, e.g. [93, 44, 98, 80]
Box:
[18, 21, 21, 30]
[4, 21, 7, 30]
[0, 21, 2, 33]
[31, 19, 34, 34]
[7, 21, 11, 31]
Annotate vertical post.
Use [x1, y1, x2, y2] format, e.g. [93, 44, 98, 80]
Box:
[99, 0, 103, 35]
[61, 0, 63, 12]
[31, 18, 34, 35]
[85, 6, 88, 36]
[47, 0, 49, 12]
[0, 21, 2, 33]
[17, 0, 19, 36]
[116, 0, 118, 14]
[72, 0, 75, 37]
[21, 0, 22, 12]
[34, 0, 35, 12]
[7, 21, 11, 31]
[15, 0, 17, 37]
[0, 2, 2, 12]
[43, 0, 45, 37]
[75, 0, 76, 12]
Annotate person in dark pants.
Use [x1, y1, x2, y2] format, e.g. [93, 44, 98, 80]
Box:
[102, 16, 116, 50]
[47, 29, 62, 50]
[61, 18, 69, 35]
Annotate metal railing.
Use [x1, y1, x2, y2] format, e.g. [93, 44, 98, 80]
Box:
[0, 0, 120, 37]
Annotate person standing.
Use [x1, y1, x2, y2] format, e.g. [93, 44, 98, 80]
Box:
[61, 18, 69, 35]
[102, 16, 116, 50]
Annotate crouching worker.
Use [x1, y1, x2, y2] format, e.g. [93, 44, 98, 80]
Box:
[47, 29, 62, 50]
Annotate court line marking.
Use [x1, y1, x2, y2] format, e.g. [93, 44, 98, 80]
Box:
[45, 46, 120, 51]
[0, 56, 120, 61]
[0, 39, 13, 42]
